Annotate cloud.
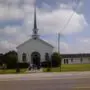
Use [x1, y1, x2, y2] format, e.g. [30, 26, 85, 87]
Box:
[78, 38, 90, 53]
[37, 4, 87, 35]
[0, 40, 16, 53]
[61, 37, 90, 54]
[3, 26, 20, 34]
[0, 0, 35, 20]
[0, 5, 23, 20]
[0, 0, 88, 53]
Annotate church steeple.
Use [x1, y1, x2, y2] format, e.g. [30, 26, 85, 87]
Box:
[32, 2, 39, 39]
[34, 5, 37, 30]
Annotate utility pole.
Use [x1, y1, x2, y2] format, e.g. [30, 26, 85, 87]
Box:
[58, 33, 61, 72]
[58, 33, 60, 54]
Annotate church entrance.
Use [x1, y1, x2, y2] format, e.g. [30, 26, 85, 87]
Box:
[31, 52, 41, 69]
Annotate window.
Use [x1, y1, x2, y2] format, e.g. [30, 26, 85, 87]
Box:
[45, 53, 49, 61]
[22, 53, 27, 62]
[64, 59, 68, 64]
[71, 58, 73, 63]
[88, 58, 90, 62]
[80, 58, 83, 63]
[66, 59, 68, 64]
[64, 59, 66, 64]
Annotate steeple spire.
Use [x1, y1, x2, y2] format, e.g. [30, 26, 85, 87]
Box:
[32, 1, 39, 39]
[34, 4, 37, 30]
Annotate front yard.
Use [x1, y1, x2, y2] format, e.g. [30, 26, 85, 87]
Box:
[43, 64, 90, 72]
[0, 64, 90, 74]
[0, 69, 27, 74]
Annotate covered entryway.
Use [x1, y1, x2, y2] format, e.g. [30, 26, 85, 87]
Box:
[31, 52, 41, 68]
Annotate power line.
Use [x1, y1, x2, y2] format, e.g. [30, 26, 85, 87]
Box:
[57, 0, 81, 72]
[58, 0, 81, 52]
[60, 0, 81, 34]
[58, 0, 81, 54]
[40, 0, 81, 37]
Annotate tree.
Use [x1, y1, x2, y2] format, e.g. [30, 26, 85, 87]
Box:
[3, 51, 18, 69]
[51, 52, 61, 67]
[45, 53, 51, 67]
[0, 54, 3, 65]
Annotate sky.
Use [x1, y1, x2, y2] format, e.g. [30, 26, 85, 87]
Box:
[0, 0, 90, 54]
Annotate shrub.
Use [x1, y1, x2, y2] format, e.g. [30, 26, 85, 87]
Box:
[41, 61, 51, 68]
[51, 52, 61, 67]
[18, 63, 29, 69]
[46, 67, 51, 72]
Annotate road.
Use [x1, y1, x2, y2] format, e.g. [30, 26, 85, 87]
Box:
[0, 72, 90, 90]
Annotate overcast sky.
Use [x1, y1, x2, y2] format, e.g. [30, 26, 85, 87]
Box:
[0, 0, 90, 54]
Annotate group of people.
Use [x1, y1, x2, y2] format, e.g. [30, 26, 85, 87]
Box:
[28, 64, 41, 71]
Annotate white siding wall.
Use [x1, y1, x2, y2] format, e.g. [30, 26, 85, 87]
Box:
[17, 39, 53, 63]
[82, 58, 90, 64]
[61, 59, 64, 64]
[72, 58, 81, 64]
[62, 57, 90, 64]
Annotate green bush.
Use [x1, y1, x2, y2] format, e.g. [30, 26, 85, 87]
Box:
[18, 63, 29, 68]
[41, 61, 51, 68]
[51, 52, 61, 67]
[2, 51, 17, 69]
[46, 67, 51, 72]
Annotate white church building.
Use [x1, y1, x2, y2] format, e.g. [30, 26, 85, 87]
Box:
[16, 6, 54, 67]
[16, 5, 90, 66]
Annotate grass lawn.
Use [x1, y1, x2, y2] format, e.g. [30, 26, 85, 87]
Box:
[0, 69, 27, 74]
[0, 64, 90, 74]
[43, 64, 90, 72]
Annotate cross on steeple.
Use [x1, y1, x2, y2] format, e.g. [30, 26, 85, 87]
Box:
[32, 1, 39, 39]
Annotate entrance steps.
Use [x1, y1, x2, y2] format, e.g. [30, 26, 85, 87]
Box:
[26, 68, 43, 73]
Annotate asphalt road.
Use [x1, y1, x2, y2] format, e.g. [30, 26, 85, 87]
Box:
[0, 72, 90, 90]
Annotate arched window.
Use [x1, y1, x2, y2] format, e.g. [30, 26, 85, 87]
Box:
[22, 53, 27, 62]
[45, 53, 49, 61]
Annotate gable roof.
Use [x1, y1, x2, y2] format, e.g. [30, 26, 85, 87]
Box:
[38, 38, 54, 48]
[16, 38, 54, 49]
